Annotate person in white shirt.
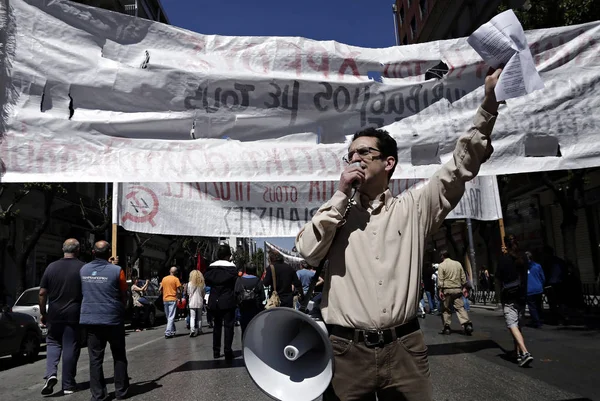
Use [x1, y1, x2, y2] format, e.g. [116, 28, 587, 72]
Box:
[186, 270, 206, 337]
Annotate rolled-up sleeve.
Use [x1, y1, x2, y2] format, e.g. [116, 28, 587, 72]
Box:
[295, 190, 349, 266]
[417, 106, 497, 234]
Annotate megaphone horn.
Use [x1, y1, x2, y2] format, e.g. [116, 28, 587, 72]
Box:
[243, 308, 333, 401]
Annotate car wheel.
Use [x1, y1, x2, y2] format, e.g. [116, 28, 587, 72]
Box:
[12, 331, 40, 362]
[147, 308, 156, 327]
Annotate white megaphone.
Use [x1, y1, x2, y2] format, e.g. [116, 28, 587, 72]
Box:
[243, 307, 333, 401]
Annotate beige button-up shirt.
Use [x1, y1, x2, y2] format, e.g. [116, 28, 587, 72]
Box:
[437, 258, 467, 291]
[295, 107, 496, 329]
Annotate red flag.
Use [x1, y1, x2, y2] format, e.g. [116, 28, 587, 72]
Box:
[197, 253, 207, 274]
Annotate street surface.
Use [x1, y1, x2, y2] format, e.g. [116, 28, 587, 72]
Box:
[0, 308, 597, 401]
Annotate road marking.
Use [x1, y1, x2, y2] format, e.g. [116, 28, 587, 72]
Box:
[126, 336, 165, 353]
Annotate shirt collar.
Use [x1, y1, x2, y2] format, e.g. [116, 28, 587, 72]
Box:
[355, 188, 393, 212]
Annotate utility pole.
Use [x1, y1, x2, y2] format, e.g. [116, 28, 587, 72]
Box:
[392, 4, 400, 46]
[466, 217, 477, 293]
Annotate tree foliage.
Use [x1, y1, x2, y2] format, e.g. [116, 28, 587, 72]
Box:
[500, 0, 600, 29]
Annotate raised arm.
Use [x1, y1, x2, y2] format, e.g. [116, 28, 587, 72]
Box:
[416, 69, 502, 234]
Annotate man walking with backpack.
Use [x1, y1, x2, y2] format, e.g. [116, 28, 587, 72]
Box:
[235, 264, 266, 334]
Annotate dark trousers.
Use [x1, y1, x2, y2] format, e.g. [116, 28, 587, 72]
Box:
[132, 305, 150, 329]
[527, 293, 543, 327]
[212, 308, 236, 354]
[206, 307, 213, 326]
[239, 305, 262, 335]
[85, 324, 129, 401]
[323, 329, 432, 401]
[45, 322, 81, 391]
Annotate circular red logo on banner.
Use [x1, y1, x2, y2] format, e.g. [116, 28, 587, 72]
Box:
[121, 186, 159, 227]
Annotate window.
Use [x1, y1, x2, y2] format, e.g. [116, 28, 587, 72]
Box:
[420, 0, 427, 18]
[410, 16, 417, 39]
[16, 289, 39, 306]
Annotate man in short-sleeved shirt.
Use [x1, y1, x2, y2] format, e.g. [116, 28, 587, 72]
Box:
[39, 238, 85, 396]
[159, 267, 182, 338]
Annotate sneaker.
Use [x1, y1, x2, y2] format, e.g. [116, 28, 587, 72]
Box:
[516, 353, 523, 364]
[190, 331, 196, 338]
[213, 351, 221, 359]
[63, 389, 76, 395]
[439, 325, 451, 335]
[224, 351, 234, 361]
[116, 386, 129, 400]
[519, 353, 534, 367]
[42, 376, 58, 395]
[463, 323, 474, 335]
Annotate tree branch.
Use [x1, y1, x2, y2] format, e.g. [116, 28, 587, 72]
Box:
[79, 197, 111, 233]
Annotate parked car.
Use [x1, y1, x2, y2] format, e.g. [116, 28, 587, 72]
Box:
[126, 280, 165, 327]
[12, 287, 47, 338]
[0, 305, 42, 362]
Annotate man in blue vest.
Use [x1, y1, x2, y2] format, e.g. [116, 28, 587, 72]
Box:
[80, 241, 130, 401]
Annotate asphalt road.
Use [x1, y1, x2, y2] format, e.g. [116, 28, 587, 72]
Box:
[0, 308, 597, 401]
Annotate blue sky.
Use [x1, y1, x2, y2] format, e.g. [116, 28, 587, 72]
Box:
[161, 0, 397, 49]
[161, 0, 396, 252]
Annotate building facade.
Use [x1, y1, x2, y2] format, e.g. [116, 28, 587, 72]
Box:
[393, 0, 525, 45]
[72, 0, 169, 24]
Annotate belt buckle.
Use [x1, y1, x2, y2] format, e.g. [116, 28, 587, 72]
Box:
[363, 329, 384, 348]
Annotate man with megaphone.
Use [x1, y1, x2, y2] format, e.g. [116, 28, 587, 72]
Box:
[295, 68, 503, 401]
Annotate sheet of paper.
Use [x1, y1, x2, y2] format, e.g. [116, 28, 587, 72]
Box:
[467, 9, 544, 101]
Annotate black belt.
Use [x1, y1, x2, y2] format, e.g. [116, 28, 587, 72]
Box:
[327, 318, 420, 348]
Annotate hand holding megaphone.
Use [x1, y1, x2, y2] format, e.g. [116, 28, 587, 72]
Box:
[339, 161, 365, 196]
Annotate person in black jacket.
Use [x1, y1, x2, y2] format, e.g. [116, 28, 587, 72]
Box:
[496, 234, 533, 367]
[204, 245, 238, 360]
[263, 250, 303, 308]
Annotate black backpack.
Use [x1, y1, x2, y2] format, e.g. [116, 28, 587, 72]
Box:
[237, 278, 259, 305]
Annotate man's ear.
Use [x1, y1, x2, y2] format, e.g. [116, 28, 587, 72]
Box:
[384, 156, 396, 173]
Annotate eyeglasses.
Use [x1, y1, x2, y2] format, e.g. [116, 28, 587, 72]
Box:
[342, 147, 381, 164]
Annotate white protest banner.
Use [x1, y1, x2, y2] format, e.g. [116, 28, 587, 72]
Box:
[1, 0, 599, 183]
[115, 176, 501, 237]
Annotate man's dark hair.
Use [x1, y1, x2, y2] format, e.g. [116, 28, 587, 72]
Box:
[351, 127, 398, 180]
[269, 250, 284, 263]
[245, 264, 257, 276]
[93, 241, 111, 259]
[217, 244, 232, 260]
[440, 250, 451, 260]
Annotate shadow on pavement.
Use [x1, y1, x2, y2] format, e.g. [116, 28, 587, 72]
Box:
[65, 376, 163, 399]
[555, 399, 593, 401]
[169, 357, 246, 370]
[428, 339, 503, 356]
[0, 354, 46, 372]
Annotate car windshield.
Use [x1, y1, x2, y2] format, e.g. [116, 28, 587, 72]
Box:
[15, 289, 39, 306]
